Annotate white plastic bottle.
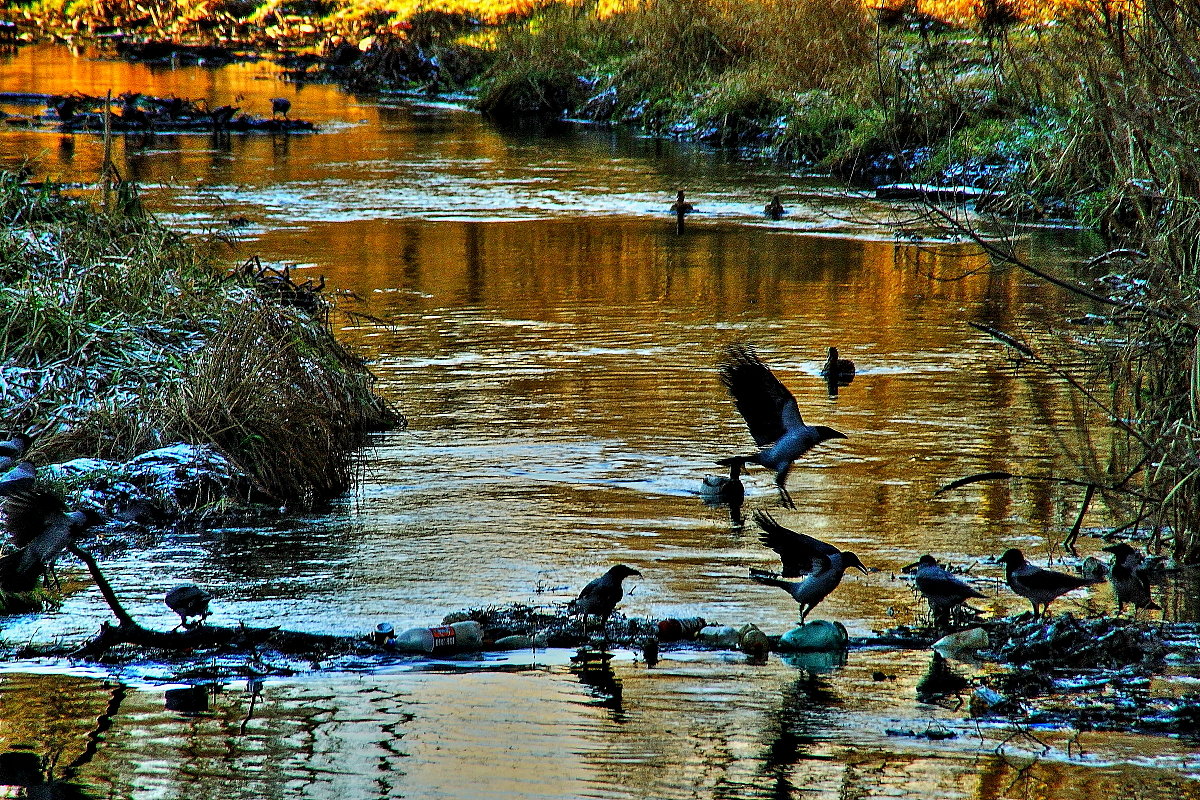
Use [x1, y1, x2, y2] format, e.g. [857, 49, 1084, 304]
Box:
[391, 620, 484, 654]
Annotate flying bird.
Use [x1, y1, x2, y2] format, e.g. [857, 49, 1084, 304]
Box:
[0, 432, 32, 473]
[996, 548, 1099, 619]
[904, 554, 987, 629]
[0, 489, 103, 592]
[165, 584, 212, 629]
[570, 564, 642, 636]
[718, 344, 846, 508]
[1102, 543, 1160, 615]
[749, 511, 867, 623]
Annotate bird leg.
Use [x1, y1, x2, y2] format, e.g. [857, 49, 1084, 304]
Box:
[775, 468, 795, 508]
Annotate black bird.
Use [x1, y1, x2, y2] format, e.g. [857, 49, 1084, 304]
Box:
[1102, 543, 1160, 615]
[764, 194, 785, 220]
[819, 346, 856, 381]
[749, 511, 867, 623]
[209, 104, 239, 128]
[718, 344, 846, 508]
[0, 489, 102, 592]
[270, 97, 291, 119]
[0, 432, 32, 461]
[165, 584, 212, 629]
[670, 190, 695, 215]
[996, 548, 1099, 618]
[904, 554, 987, 629]
[671, 190, 695, 234]
[570, 564, 642, 635]
[0, 461, 35, 497]
[699, 461, 744, 505]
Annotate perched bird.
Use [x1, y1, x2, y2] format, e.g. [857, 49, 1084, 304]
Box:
[0, 461, 36, 497]
[0, 489, 103, 592]
[570, 564, 642, 635]
[270, 97, 291, 119]
[0, 432, 32, 462]
[764, 194, 785, 220]
[749, 511, 867, 623]
[904, 554, 987, 630]
[208, 104, 239, 128]
[1102, 543, 1160, 615]
[165, 584, 212, 629]
[717, 344, 846, 508]
[996, 548, 1099, 618]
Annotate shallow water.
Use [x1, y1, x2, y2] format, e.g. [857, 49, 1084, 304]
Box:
[2, 44, 1198, 799]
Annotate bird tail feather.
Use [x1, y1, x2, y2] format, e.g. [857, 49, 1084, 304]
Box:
[749, 568, 790, 590]
[717, 456, 751, 468]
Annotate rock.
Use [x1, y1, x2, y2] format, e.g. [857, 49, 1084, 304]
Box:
[968, 686, 1009, 717]
[777, 621, 848, 652]
[738, 624, 771, 659]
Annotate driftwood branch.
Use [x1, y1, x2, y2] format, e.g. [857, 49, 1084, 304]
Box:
[65, 542, 370, 660]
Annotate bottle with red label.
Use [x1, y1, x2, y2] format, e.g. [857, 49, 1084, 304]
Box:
[390, 620, 485, 653]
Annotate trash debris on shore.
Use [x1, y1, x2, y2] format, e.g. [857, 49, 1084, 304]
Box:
[0, 91, 315, 133]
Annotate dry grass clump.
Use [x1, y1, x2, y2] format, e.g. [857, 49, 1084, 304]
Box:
[1, 174, 398, 506]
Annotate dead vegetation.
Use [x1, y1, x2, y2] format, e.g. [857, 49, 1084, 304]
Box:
[0, 172, 399, 507]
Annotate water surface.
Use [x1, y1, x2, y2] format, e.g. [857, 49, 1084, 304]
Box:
[1, 44, 1196, 800]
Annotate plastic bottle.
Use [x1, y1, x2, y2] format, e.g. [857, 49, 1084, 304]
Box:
[657, 616, 706, 642]
[696, 625, 740, 648]
[738, 624, 771, 659]
[372, 622, 395, 646]
[391, 621, 484, 654]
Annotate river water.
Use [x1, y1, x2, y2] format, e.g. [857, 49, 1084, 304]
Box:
[1, 44, 1198, 800]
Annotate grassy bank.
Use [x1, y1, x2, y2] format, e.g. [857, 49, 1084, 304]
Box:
[0, 172, 398, 507]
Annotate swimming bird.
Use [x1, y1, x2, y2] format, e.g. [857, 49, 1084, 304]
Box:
[749, 511, 867, 623]
[717, 344, 846, 508]
[165, 584, 212, 629]
[0, 489, 103, 592]
[996, 548, 1099, 618]
[670, 190, 695, 215]
[671, 190, 695, 234]
[270, 97, 291, 119]
[820, 346, 856, 381]
[570, 564, 642, 635]
[699, 461, 744, 505]
[904, 555, 987, 630]
[1101, 543, 1160, 615]
[764, 194, 785, 220]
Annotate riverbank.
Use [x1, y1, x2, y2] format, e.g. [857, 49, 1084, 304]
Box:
[0, 171, 399, 516]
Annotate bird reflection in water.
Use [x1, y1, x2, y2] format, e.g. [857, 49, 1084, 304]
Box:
[569, 649, 625, 722]
[915, 652, 970, 710]
[758, 669, 841, 799]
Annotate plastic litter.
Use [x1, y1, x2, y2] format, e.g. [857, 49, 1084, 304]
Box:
[697, 625, 740, 648]
[390, 621, 485, 654]
[931, 627, 989, 660]
[657, 616, 706, 642]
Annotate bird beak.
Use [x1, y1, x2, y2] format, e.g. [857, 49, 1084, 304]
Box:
[900, 560, 921, 574]
[631, 570, 643, 578]
[855, 562, 869, 575]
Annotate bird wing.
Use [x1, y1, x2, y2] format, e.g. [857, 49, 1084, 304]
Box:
[1018, 566, 1093, 596]
[719, 345, 803, 446]
[2, 488, 66, 548]
[916, 567, 986, 600]
[752, 510, 839, 577]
